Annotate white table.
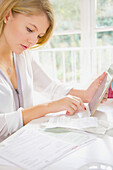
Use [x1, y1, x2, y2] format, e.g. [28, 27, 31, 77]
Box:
[0, 100, 113, 170]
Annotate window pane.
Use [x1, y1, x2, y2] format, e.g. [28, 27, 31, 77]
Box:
[50, 0, 80, 32]
[97, 31, 113, 45]
[37, 50, 81, 83]
[96, 49, 112, 72]
[48, 34, 81, 48]
[96, 0, 113, 27]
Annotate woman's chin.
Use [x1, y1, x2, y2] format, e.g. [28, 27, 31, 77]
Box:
[13, 48, 27, 55]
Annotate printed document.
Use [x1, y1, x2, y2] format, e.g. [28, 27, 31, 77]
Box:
[43, 115, 113, 135]
[0, 127, 95, 170]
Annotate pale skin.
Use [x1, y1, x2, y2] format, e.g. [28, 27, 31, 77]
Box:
[0, 10, 107, 126]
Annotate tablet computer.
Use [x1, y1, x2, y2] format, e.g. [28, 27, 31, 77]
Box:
[88, 71, 112, 116]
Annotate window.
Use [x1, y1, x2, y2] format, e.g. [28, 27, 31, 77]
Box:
[46, 0, 81, 48]
[33, 0, 113, 88]
[96, 0, 113, 46]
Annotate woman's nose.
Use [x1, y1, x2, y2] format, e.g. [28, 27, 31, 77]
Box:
[27, 34, 38, 46]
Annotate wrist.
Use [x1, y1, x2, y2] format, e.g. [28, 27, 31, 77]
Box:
[68, 88, 87, 103]
[83, 89, 91, 103]
[22, 103, 50, 125]
[83, 90, 88, 103]
[47, 100, 60, 113]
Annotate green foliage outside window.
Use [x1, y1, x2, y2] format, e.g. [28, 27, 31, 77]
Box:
[96, 0, 113, 45]
[40, 0, 113, 82]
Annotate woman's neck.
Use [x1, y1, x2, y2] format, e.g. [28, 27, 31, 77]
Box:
[0, 33, 13, 63]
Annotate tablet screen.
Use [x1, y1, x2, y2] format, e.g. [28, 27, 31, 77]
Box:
[88, 72, 112, 116]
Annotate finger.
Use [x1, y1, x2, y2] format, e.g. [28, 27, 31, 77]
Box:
[102, 98, 107, 102]
[80, 99, 86, 110]
[66, 111, 75, 116]
[66, 107, 75, 115]
[72, 97, 86, 110]
[101, 93, 108, 102]
[71, 103, 78, 112]
[66, 111, 70, 115]
[104, 93, 108, 98]
[94, 72, 106, 86]
[101, 98, 107, 103]
[98, 72, 107, 83]
[103, 97, 107, 101]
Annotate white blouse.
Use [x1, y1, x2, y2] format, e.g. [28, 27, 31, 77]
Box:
[0, 50, 72, 142]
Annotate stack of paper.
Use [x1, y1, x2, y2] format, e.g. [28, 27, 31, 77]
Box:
[43, 116, 113, 135]
[43, 116, 98, 129]
[0, 128, 95, 170]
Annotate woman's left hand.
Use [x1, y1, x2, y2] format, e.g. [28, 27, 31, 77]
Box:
[85, 72, 107, 103]
[101, 91, 108, 103]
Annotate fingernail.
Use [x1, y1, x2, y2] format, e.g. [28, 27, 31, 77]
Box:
[66, 111, 70, 115]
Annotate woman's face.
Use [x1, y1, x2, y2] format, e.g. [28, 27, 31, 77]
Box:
[3, 11, 50, 54]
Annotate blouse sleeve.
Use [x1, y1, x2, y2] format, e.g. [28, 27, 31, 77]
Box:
[0, 108, 23, 142]
[31, 54, 73, 100]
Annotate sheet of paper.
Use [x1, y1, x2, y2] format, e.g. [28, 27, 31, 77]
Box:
[43, 115, 113, 135]
[0, 128, 88, 170]
[0, 126, 97, 170]
[43, 116, 98, 129]
[43, 128, 96, 147]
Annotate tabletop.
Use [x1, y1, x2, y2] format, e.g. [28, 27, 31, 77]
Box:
[0, 99, 113, 170]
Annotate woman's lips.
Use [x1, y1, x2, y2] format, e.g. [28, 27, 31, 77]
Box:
[20, 44, 28, 50]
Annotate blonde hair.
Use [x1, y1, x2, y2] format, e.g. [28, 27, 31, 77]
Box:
[0, 0, 54, 48]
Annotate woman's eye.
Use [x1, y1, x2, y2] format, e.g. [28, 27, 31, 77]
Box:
[27, 27, 33, 33]
[37, 35, 41, 38]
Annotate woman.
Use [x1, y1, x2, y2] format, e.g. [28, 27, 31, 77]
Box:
[0, 0, 106, 142]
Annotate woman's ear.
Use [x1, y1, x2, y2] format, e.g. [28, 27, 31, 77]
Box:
[5, 10, 13, 22]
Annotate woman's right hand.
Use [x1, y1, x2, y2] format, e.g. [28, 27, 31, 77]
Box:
[48, 95, 86, 116]
[22, 95, 86, 125]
